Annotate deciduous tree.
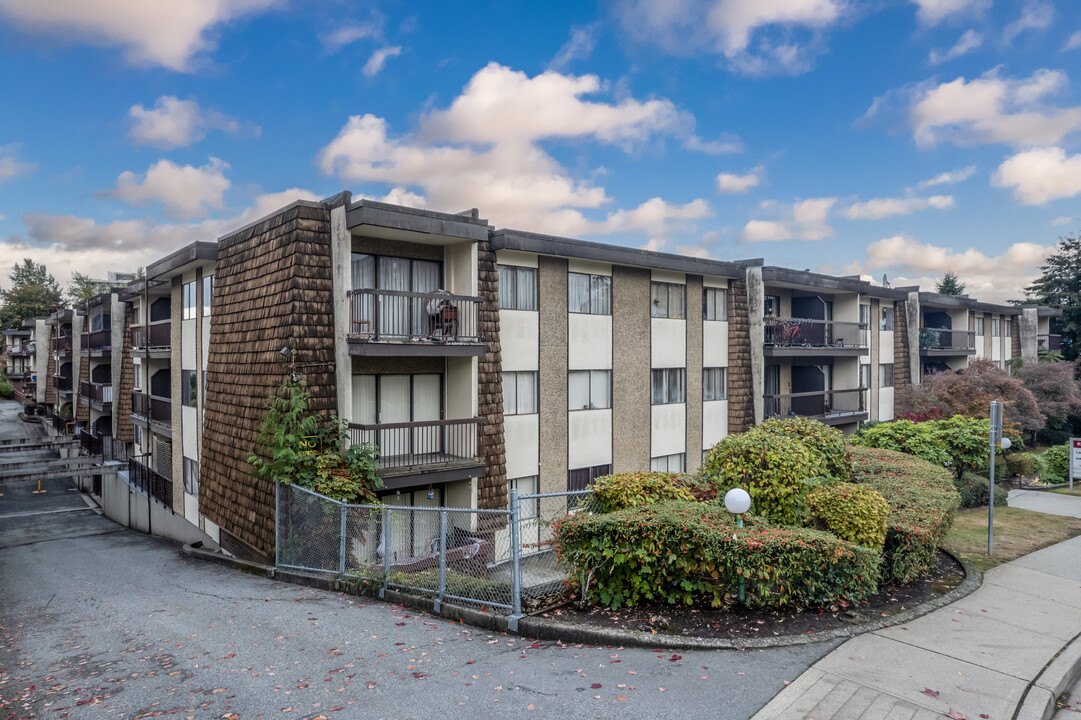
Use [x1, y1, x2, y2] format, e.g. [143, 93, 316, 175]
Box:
[0, 259, 62, 329]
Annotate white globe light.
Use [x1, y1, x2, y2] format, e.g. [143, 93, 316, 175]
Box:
[999, 437, 1012, 450]
[724, 488, 751, 515]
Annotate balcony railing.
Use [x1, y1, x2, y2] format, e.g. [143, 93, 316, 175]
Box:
[764, 388, 867, 421]
[52, 336, 72, 353]
[348, 289, 482, 344]
[1037, 334, 1062, 352]
[347, 417, 482, 471]
[763, 317, 868, 349]
[919, 328, 976, 352]
[81, 380, 113, 404]
[129, 455, 172, 508]
[55, 374, 73, 392]
[8, 347, 31, 357]
[51, 413, 75, 434]
[131, 322, 171, 350]
[81, 330, 111, 351]
[131, 391, 171, 425]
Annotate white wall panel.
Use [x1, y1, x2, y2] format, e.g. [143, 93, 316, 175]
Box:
[568, 409, 612, 469]
[569, 314, 612, 370]
[505, 414, 540, 481]
[878, 387, 895, 422]
[651, 319, 686, 369]
[500, 310, 539, 371]
[702, 400, 728, 451]
[651, 404, 686, 457]
[703, 322, 729, 368]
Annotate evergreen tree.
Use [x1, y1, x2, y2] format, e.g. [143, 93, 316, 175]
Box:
[0, 259, 63, 329]
[66, 271, 111, 304]
[1026, 234, 1080, 361]
[935, 270, 966, 296]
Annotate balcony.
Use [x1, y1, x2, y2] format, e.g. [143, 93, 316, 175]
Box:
[347, 417, 484, 484]
[81, 380, 114, 407]
[55, 374, 73, 393]
[1037, 334, 1062, 352]
[347, 289, 485, 357]
[50, 413, 75, 435]
[80, 429, 126, 461]
[763, 317, 869, 357]
[8, 346, 31, 357]
[131, 322, 171, 353]
[51, 336, 72, 353]
[131, 391, 171, 427]
[763, 388, 868, 426]
[128, 455, 172, 508]
[919, 328, 976, 355]
[81, 329, 112, 355]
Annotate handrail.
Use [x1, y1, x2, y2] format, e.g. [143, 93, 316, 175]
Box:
[347, 288, 484, 302]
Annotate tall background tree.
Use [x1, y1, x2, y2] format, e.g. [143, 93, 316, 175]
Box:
[935, 271, 966, 296]
[0, 259, 63, 329]
[66, 271, 111, 304]
[1026, 234, 1079, 360]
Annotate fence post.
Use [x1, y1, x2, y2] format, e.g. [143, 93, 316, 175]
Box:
[339, 501, 347, 579]
[274, 479, 280, 569]
[380, 507, 391, 600]
[508, 488, 523, 633]
[435, 510, 447, 613]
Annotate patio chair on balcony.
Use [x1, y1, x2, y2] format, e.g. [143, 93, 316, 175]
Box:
[426, 290, 457, 341]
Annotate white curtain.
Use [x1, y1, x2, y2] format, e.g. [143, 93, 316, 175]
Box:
[569, 371, 590, 410]
[591, 275, 611, 315]
[650, 283, 667, 318]
[590, 370, 610, 409]
[502, 372, 518, 415]
[498, 266, 516, 309]
[516, 372, 537, 414]
[412, 260, 440, 336]
[379, 376, 410, 457]
[379, 257, 410, 336]
[351, 375, 376, 448]
[412, 374, 441, 455]
[670, 285, 685, 319]
[516, 268, 537, 310]
[568, 273, 590, 313]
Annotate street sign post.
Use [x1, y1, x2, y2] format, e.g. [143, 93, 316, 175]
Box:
[1071, 438, 1081, 491]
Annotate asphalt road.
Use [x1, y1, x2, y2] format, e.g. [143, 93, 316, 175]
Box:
[0, 401, 836, 719]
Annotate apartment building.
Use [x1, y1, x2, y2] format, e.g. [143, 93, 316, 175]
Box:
[3, 327, 32, 402]
[72, 291, 125, 458]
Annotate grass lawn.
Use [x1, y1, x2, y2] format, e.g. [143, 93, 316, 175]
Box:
[1052, 485, 1081, 497]
[942, 506, 1081, 573]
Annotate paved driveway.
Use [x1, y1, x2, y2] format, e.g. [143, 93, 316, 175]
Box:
[0, 402, 834, 720]
[1008, 488, 1081, 518]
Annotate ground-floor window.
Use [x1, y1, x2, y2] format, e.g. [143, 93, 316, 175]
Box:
[183, 456, 199, 496]
[568, 463, 612, 492]
[508, 475, 540, 546]
[650, 453, 685, 473]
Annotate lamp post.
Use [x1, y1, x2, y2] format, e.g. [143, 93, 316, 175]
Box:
[988, 401, 1002, 557]
[724, 488, 751, 603]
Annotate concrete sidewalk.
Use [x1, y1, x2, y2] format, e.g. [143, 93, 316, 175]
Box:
[755, 535, 1081, 720]
[1010, 488, 1081, 518]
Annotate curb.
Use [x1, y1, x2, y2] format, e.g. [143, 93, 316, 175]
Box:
[182, 543, 983, 651]
[1015, 629, 1081, 720]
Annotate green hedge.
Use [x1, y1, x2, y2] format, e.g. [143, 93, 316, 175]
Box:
[554, 501, 880, 610]
[850, 420, 950, 467]
[0, 373, 12, 399]
[806, 483, 890, 550]
[848, 446, 960, 583]
[1043, 445, 1070, 483]
[757, 417, 851, 480]
[583, 471, 695, 513]
[955, 471, 1008, 508]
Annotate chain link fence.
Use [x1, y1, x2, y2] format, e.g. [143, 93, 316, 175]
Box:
[274, 480, 591, 627]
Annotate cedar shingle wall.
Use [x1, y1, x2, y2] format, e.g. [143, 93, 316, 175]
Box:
[894, 301, 911, 388]
[45, 353, 55, 406]
[200, 203, 336, 561]
[1010, 317, 1021, 358]
[476, 239, 507, 511]
[115, 307, 135, 443]
[75, 356, 90, 422]
[727, 278, 753, 433]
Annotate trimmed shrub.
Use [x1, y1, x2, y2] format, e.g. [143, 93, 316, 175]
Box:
[934, 415, 992, 476]
[699, 430, 831, 525]
[757, 416, 851, 480]
[1004, 453, 1037, 478]
[955, 471, 1008, 508]
[554, 501, 880, 609]
[850, 420, 950, 468]
[0, 373, 13, 399]
[848, 446, 960, 584]
[583, 471, 695, 513]
[806, 483, 890, 550]
[1043, 445, 1070, 483]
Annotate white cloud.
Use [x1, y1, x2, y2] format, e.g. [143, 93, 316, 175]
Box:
[1051, 216, 1074, 226]
[549, 25, 598, 70]
[127, 96, 255, 149]
[929, 29, 982, 65]
[363, 45, 402, 77]
[843, 234, 1052, 303]
[0, 0, 280, 71]
[864, 68, 1081, 148]
[844, 195, 954, 220]
[911, 0, 989, 26]
[612, 0, 850, 75]
[911, 165, 976, 191]
[376, 187, 427, 207]
[322, 22, 381, 52]
[1003, 1, 1054, 44]
[1065, 31, 1081, 51]
[100, 158, 231, 219]
[716, 166, 764, 193]
[317, 63, 723, 240]
[741, 197, 836, 241]
[0, 144, 35, 184]
[991, 146, 1081, 205]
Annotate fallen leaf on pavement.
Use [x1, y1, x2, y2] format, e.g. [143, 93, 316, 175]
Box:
[921, 689, 940, 698]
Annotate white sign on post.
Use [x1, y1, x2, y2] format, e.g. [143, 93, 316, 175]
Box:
[1071, 438, 1081, 489]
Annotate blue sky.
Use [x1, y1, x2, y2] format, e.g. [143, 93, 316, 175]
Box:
[0, 0, 1079, 302]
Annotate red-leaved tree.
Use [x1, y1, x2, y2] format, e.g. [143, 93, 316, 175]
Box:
[1015, 360, 1081, 429]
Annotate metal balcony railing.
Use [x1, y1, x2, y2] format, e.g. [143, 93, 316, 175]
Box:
[55, 374, 73, 392]
[81, 380, 113, 403]
[348, 289, 482, 344]
[763, 387, 867, 420]
[347, 417, 483, 471]
[52, 336, 72, 353]
[763, 317, 868, 349]
[50, 413, 75, 434]
[919, 328, 976, 352]
[81, 330, 111, 351]
[129, 455, 172, 508]
[131, 322, 171, 350]
[1037, 334, 1062, 352]
[131, 391, 171, 425]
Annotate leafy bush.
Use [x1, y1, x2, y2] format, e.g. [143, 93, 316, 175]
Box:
[583, 471, 695, 513]
[848, 446, 960, 584]
[850, 420, 950, 467]
[954, 472, 1008, 508]
[1004, 453, 1037, 478]
[933, 415, 992, 476]
[699, 430, 831, 525]
[0, 373, 13, 399]
[554, 501, 880, 610]
[757, 416, 851, 480]
[1043, 445, 1070, 483]
[805, 483, 890, 550]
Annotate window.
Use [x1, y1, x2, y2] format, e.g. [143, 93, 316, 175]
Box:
[879, 306, 895, 331]
[860, 364, 871, 389]
[182, 281, 197, 320]
[508, 476, 540, 544]
[183, 457, 199, 497]
[133, 306, 141, 325]
[568, 370, 612, 410]
[991, 318, 1001, 337]
[703, 367, 727, 401]
[202, 275, 213, 317]
[975, 317, 985, 336]
[859, 304, 871, 328]
[181, 370, 198, 407]
[650, 453, 685, 473]
[651, 368, 686, 404]
[498, 265, 538, 311]
[1005, 320, 1011, 337]
[764, 295, 781, 318]
[503, 371, 538, 415]
[879, 364, 894, 388]
[650, 282, 685, 319]
[568, 463, 611, 492]
[351, 374, 442, 428]
[133, 423, 141, 448]
[703, 288, 728, 321]
[568, 272, 611, 315]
